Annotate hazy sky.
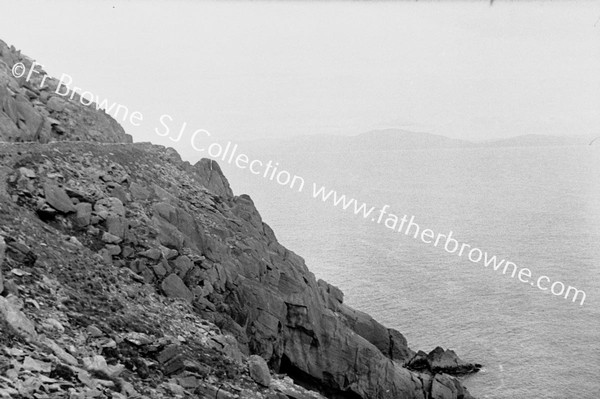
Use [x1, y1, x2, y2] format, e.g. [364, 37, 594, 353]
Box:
[1, 0, 599, 149]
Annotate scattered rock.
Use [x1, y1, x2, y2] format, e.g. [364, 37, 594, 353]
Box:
[101, 232, 122, 244]
[38, 336, 78, 365]
[123, 331, 153, 346]
[83, 355, 124, 377]
[129, 181, 150, 201]
[0, 295, 38, 340]
[153, 216, 185, 250]
[11, 268, 31, 277]
[94, 197, 125, 218]
[67, 236, 83, 247]
[172, 255, 193, 278]
[42, 317, 65, 333]
[43, 182, 76, 213]
[106, 215, 127, 238]
[209, 334, 243, 363]
[161, 274, 193, 303]
[87, 325, 104, 338]
[46, 96, 66, 112]
[176, 375, 200, 389]
[157, 344, 179, 365]
[164, 382, 185, 396]
[98, 248, 113, 265]
[248, 355, 271, 387]
[152, 262, 167, 278]
[140, 248, 162, 260]
[74, 202, 92, 227]
[2, 279, 18, 296]
[108, 184, 129, 204]
[5, 240, 36, 266]
[23, 356, 52, 373]
[105, 244, 121, 256]
[18, 167, 36, 178]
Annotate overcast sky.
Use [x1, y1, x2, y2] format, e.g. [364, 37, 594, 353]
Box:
[1, 0, 599, 148]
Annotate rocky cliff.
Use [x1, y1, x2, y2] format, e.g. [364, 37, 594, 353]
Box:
[0, 39, 479, 399]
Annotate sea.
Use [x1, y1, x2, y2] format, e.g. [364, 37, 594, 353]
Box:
[218, 144, 600, 399]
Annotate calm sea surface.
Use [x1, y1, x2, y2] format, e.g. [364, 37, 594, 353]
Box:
[219, 145, 600, 399]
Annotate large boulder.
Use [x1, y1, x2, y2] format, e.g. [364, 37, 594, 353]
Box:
[94, 197, 125, 218]
[248, 355, 271, 387]
[284, 306, 425, 399]
[43, 182, 76, 213]
[0, 295, 38, 341]
[152, 216, 185, 250]
[426, 346, 482, 375]
[74, 202, 92, 227]
[161, 273, 194, 303]
[406, 346, 481, 376]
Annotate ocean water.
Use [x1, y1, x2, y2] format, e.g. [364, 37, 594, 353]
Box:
[219, 145, 600, 399]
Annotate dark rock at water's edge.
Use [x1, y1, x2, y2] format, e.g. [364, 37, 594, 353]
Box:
[0, 39, 480, 399]
[407, 347, 482, 375]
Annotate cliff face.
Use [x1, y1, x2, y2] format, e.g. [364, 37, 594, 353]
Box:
[0, 40, 477, 399]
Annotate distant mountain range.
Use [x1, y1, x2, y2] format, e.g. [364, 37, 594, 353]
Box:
[236, 129, 595, 154]
[481, 133, 593, 148]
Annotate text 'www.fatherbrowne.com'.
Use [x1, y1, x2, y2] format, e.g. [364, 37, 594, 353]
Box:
[310, 184, 587, 306]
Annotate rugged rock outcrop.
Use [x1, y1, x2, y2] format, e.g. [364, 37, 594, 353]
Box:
[407, 347, 482, 375]
[0, 40, 132, 144]
[249, 355, 272, 387]
[193, 158, 234, 198]
[0, 39, 480, 399]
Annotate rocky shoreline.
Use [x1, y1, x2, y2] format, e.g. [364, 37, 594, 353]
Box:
[0, 39, 480, 399]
